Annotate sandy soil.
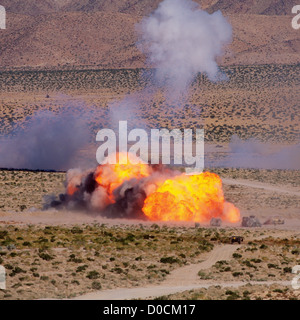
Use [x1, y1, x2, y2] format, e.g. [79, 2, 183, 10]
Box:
[69, 244, 292, 300]
[0, 208, 299, 300]
[222, 178, 300, 197]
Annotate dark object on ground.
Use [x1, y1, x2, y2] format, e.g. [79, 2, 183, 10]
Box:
[210, 218, 222, 227]
[263, 216, 285, 225]
[231, 236, 244, 244]
[241, 215, 261, 227]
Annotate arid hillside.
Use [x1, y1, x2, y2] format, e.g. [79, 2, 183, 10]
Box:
[1, 0, 296, 16]
[0, 0, 298, 70]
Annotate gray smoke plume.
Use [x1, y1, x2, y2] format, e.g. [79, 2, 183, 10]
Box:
[215, 136, 300, 170]
[137, 0, 232, 95]
[0, 106, 91, 171]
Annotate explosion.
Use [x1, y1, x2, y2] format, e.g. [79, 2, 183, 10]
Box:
[143, 173, 240, 223]
[49, 152, 240, 224]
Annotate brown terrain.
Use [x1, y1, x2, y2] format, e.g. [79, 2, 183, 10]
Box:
[0, 0, 299, 70]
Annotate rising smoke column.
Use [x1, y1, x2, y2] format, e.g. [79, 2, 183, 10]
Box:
[39, 2, 240, 223]
[137, 0, 232, 95]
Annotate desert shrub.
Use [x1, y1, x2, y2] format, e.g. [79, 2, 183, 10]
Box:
[243, 290, 251, 297]
[86, 271, 100, 279]
[92, 281, 102, 290]
[71, 227, 83, 234]
[243, 260, 257, 268]
[68, 254, 82, 263]
[251, 258, 262, 263]
[160, 256, 180, 264]
[226, 292, 240, 300]
[215, 260, 228, 266]
[160, 269, 170, 275]
[20, 205, 27, 212]
[0, 231, 8, 239]
[76, 265, 88, 273]
[273, 288, 283, 293]
[260, 244, 268, 249]
[232, 272, 243, 277]
[198, 240, 214, 252]
[125, 233, 135, 242]
[111, 267, 124, 274]
[10, 266, 26, 277]
[283, 267, 292, 273]
[233, 253, 242, 259]
[38, 252, 54, 261]
[198, 271, 211, 280]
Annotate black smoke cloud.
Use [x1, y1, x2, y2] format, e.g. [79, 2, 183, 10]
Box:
[45, 163, 177, 219]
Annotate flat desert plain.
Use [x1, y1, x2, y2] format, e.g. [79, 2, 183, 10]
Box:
[0, 65, 299, 300]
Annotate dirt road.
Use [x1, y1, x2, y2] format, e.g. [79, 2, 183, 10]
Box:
[72, 245, 241, 300]
[71, 244, 291, 300]
[163, 245, 239, 286]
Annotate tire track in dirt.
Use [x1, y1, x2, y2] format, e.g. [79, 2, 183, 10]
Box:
[72, 244, 242, 300]
[163, 244, 240, 286]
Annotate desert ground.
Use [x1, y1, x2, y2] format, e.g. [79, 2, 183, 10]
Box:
[0, 0, 299, 301]
[0, 63, 299, 301]
[0, 165, 299, 300]
[0, 65, 299, 144]
[0, 65, 299, 300]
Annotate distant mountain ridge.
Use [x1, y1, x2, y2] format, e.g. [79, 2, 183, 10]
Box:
[0, 1, 298, 70]
[0, 0, 296, 16]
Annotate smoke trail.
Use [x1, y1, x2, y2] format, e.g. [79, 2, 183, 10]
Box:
[137, 0, 232, 95]
[0, 106, 91, 171]
[214, 135, 300, 170]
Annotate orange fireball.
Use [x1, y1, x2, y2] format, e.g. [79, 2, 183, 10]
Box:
[95, 152, 151, 197]
[142, 172, 240, 223]
[65, 152, 240, 223]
